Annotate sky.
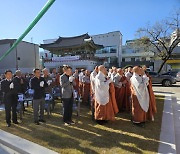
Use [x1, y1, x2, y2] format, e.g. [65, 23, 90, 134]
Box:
[0, 0, 179, 47]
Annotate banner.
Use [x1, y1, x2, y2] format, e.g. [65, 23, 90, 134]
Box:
[52, 56, 80, 61]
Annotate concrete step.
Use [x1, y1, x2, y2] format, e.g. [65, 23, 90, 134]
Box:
[0, 129, 58, 154]
[172, 96, 180, 154]
[158, 95, 176, 154]
[0, 143, 20, 154]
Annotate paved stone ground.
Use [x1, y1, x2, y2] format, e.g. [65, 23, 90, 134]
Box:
[152, 82, 180, 98]
[154, 82, 180, 154]
[0, 104, 4, 111]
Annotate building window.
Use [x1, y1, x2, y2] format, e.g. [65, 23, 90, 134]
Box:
[136, 58, 140, 61]
[142, 57, 146, 61]
[109, 46, 117, 53]
[95, 46, 117, 54]
[122, 58, 125, 62]
[126, 58, 131, 62]
[131, 58, 135, 62]
[109, 57, 117, 64]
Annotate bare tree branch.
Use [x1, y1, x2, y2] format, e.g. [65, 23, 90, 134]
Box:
[134, 10, 180, 73]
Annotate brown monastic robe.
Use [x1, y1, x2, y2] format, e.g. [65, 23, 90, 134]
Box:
[130, 84, 147, 123]
[146, 73, 157, 121]
[74, 77, 79, 94]
[122, 76, 131, 112]
[95, 83, 119, 121]
[82, 75, 90, 103]
[115, 76, 131, 112]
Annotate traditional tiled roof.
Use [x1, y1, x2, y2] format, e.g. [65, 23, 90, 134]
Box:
[40, 33, 103, 52]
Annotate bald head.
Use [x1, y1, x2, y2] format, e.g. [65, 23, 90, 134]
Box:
[94, 66, 98, 73]
[42, 68, 49, 76]
[117, 68, 122, 72]
[98, 65, 104, 71]
[85, 70, 90, 75]
[128, 67, 132, 72]
[98, 65, 107, 75]
[112, 66, 117, 72]
[109, 68, 113, 73]
[15, 70, 22, 77]
[117, 68, 123, 75]
[75, 69, 78, 73]
[132, 66, 140, 74]
[142, 65, 147, 71]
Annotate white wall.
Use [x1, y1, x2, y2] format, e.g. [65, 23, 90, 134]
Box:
[0, 41, 39, 74]
[44, 60, 97, 71]
[17, 42, 39, 69]
[0, 43, 16, 72]
[92, 31, 122, 66]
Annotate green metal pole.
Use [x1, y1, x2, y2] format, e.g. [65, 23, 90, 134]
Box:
[0, 0, 56, 62]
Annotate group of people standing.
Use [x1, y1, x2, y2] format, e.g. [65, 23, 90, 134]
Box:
[68, 64, 157, 126]
[0, 64, 156, 127]
[0, 68, 59, 127]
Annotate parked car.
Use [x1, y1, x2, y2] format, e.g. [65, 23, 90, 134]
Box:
[162, 71, 180, 82]
[148, 71, 176, 86]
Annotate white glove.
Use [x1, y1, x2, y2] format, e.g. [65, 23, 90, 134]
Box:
[9, 82, 14, 89]
[69, 76, 74, 82]
[47, 80, 52, 86]
[52, 78, 56, 82]
[74, 90, 78, 99]
[142, 76, 149, 85]
[40, 81, 44, 87]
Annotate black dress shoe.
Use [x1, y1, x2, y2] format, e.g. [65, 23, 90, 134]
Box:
[39, 119, 46, 123]
[34, 121, 40, 125]
[133, 122, 145, 128]
[13, 121, 19, 124]
[7, 123, 11, 127]
[96, 120, 105, 125]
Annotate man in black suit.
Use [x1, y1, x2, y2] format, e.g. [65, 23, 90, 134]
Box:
[13, 70, 27, 111]
[30, 68, 48, 125]
[0, 70, 18, 127]
[13, 70, 24, 94]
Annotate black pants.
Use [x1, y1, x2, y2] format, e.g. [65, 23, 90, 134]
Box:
[4, 95, 18, 124]
[62, 97, 73, 123]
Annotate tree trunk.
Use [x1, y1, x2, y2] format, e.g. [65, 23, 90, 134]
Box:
[157, 59, 168, 73]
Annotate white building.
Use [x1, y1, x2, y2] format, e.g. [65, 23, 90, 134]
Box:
[171, 29, 180, 46]
[0, 39, 39, 74]
[92, 31, 122, 67]
[122, 40, 155, 70]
